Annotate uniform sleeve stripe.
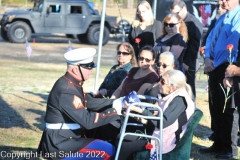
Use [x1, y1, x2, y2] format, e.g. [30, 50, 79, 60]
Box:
[94, 113, 99, 123]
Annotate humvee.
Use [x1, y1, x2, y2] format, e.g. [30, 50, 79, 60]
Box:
[0, 0, 117, 45]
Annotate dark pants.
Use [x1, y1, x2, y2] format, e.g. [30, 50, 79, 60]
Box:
[208, 63, 239, 156]
[185, 60, 196, 98]
[116, 134, 147, 160]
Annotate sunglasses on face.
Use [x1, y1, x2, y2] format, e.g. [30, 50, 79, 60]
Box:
[79, 62, 96, 69]
[138, 56, 152, 63]
[117, 51, 130, 56]
[156, 62, 170, 69]
[164, 22, 179, 28]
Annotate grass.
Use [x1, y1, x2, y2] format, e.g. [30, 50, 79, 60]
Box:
[0, 52, 239, 160]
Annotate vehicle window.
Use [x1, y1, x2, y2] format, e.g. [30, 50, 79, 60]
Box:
[33, 1, 43, 11]
[70, 6, 82, 14]
[50, 4, 61, 13]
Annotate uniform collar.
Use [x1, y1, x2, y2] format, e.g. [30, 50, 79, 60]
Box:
[64, 72, 83, 86]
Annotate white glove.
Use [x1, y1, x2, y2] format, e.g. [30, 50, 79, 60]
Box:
[112, 97, 125, 115]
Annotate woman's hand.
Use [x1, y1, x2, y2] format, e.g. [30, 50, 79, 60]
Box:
[124, 101, 143, 113]
[183, 63, 189, 71]
[99, 89, 107, 96]
[134, 117, 147, 124]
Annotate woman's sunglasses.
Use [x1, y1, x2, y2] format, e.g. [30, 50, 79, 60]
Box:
[164, 22, 179, 28]
[156, 62, 169, 69]
[138, 56, 152, 63]
[79, 62, 96, 69]
[117, 51, 130, 56]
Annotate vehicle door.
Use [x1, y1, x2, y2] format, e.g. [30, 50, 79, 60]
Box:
[65, 4, 86, 32]
[44, 3, 65, 27]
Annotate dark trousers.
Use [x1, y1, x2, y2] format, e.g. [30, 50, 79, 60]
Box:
[185, 60, 196, 98]
[208, 63, 239, 155]
[116, 134, 147, 160]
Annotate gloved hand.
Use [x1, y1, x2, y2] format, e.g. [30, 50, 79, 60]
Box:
[112, 97, 125, 115]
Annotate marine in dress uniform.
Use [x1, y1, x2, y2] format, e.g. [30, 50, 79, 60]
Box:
[37, 48, 121, 160]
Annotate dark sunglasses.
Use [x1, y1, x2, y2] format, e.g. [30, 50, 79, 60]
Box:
[79, 62, 96, 69]
[156, 62, 169, 68]
[138, 56, 152, 63]
[117, 51, 130, 56]
[164, 22, 179, 28]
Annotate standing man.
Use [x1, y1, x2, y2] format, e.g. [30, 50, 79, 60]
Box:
[37, 48, 121, 160]
[200, 0, 240, 158]
[201, 0, 227, 141]
[169, 0, 203, 98]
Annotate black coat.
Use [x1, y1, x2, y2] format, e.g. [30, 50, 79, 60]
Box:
[37, 73, 119, 159]
[183, 12, 203, 69]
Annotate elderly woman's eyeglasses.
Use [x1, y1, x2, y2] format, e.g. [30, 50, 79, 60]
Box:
[117, 51, 130, 56]
[78, 62, 96, 69]
[138, 56, 152, 63]
[164, 22, 179, 28]
[160, 78, 166, 85]
[156, 62, 169, 68]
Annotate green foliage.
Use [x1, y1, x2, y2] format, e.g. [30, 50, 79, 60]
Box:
[2, 0, 32, 5]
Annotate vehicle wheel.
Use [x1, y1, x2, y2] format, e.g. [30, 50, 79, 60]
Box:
[7, 21, 31, 43]
[77, 33, 89, 44]
[87, 24, 109, 45]
[1, 26, 9, 41]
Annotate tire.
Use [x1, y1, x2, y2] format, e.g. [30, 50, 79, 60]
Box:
[7, 21, 31, 43]
[77, 33, 89, 44]
[1, 26, 9, 41]
[87, 24, 110, 45]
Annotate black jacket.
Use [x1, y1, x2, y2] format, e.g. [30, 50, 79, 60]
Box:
[183, 12, 203, 69]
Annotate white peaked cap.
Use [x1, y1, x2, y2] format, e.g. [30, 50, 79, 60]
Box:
[64, 48, 96, 65]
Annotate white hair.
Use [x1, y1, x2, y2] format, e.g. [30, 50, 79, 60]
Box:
[159, 51, 175, 66]
[163, 70, 194, 100]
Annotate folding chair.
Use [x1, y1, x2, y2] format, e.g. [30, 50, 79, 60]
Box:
[162, 108, 203, 160]
[115, 95, 163, 160]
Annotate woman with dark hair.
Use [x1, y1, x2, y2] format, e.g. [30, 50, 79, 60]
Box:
[98, 42, 138, 98]
[111, 46, 159, 98]
[128, 0, 162, 58]
[154, 13, 188, 71]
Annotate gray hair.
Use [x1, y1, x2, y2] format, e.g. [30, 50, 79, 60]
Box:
[159, 51, 180, 69]
[163, 70, 194, 100]
[159, 51, 175, 66]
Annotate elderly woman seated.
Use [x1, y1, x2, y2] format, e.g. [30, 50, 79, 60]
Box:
[116, 70, 195, 160]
